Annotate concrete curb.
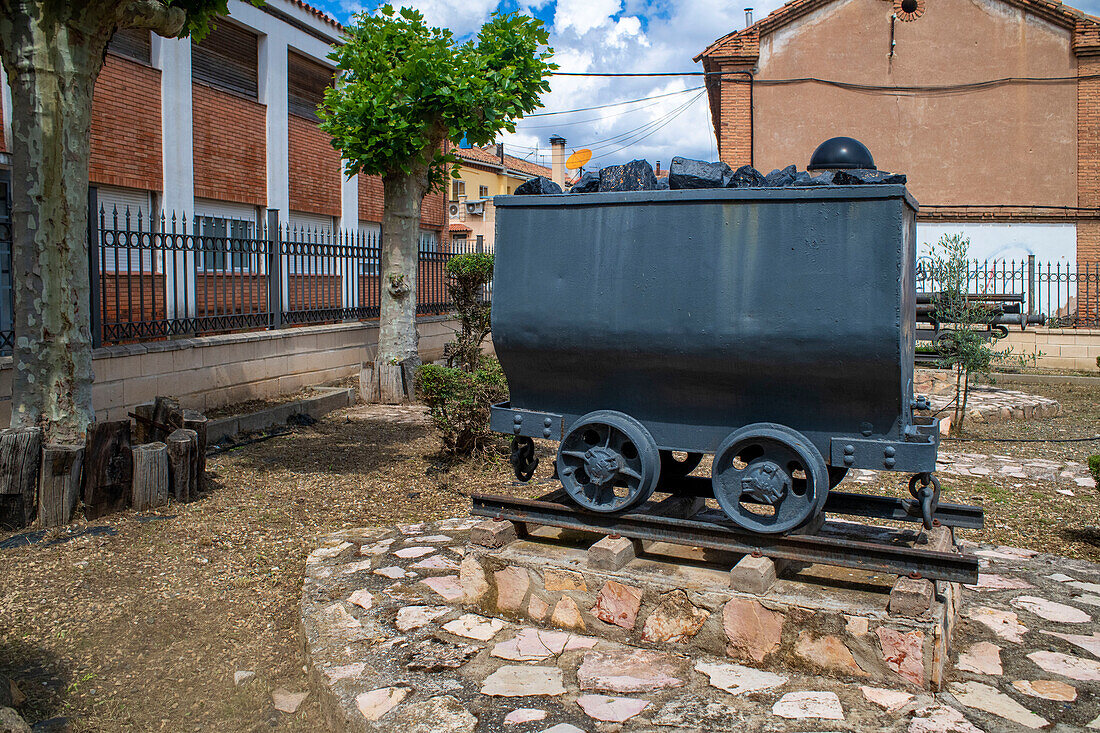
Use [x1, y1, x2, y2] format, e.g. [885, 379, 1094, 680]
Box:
[984, 371, 1100, 387]
[208, 386, 356, 444]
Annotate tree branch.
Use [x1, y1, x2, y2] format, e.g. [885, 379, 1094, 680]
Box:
[118, 0, 187, 37]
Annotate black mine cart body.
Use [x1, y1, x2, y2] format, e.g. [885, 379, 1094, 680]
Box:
[489, 186, 943, 536]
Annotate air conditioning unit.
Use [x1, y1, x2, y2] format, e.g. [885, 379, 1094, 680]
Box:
[448, 203, 461, 218]
[465, 201, 485, 217]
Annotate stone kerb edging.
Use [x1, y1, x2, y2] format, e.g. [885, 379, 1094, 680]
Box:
[299, 520, 991, 733]
[915, 369, 1062, 430]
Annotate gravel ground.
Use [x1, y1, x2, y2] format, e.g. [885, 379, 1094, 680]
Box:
[0, 379, 1096, 732]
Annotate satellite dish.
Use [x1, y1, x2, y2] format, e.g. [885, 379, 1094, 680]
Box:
[566, 149, 592, 170]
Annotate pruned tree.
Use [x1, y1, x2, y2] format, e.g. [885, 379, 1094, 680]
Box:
[319, 5, 553, 403]
[0, 0, 257, 443]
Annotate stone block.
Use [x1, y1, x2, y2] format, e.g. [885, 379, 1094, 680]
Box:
[515, 176, 562, 195]
[588, 535, 638, 571]
[471, 519, 518, 548]
[729, 554, 778, 594]
[668, 157, 732, 189]
[598, 160, 657, 192]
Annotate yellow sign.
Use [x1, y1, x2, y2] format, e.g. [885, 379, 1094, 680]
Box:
[566, 149, 592, 170]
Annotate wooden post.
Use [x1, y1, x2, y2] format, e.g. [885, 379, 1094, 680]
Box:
[38, 444, 84, 528]
[82, 420, 132, 519]
[131, 442, 169, 511]
[166, 429, 197, 502]
[182, 410, 208, 495]
[0, 427, 42, 529]
[133, 401, 156, 444]
[151, 397, 183, 441]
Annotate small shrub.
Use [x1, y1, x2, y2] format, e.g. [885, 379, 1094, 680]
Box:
[445, 253, 494, 373]
[417, 359, 508, 456]
[1090, 454, 1100, 489]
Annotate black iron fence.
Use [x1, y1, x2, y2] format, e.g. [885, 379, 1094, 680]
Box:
[0, 204, 485, 353]
[915, 256, 1100, 328]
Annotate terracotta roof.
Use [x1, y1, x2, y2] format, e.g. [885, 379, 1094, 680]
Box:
[289, 0, 344, 31]
[696, 0, 1100, 61]
[454, 146, 552, 179]
[448, 222, 472, 232]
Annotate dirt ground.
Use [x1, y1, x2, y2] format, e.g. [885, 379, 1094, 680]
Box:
[0, 380, 1097, 732]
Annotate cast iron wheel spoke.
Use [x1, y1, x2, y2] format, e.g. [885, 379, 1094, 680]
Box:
[556, 410, 660, 514]
[618, 465, 643, 481]
[561, 450, 589, 461]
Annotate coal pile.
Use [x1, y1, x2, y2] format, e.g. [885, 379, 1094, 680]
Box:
[511, 156, 906, 195]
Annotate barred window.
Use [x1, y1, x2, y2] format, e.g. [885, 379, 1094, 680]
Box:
[192, 22, 259, 100]
[289, 51, 334, 121]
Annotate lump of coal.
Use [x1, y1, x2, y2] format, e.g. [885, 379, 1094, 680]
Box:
[570, 171, 600, 193]
[764, 165, 797, 187]
[727, 165, 767, 188]
[668, 157, 732, 189]
[598, 159, 658, 192]
[832, 169, 907, 185]
[515, 176, 562, 195]
[793, 170, 835, 186]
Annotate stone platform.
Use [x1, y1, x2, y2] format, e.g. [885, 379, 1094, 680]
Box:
[298, 514, 1100, 732]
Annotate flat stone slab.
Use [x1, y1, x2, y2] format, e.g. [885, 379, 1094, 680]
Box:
[300, 520, 1100, 732]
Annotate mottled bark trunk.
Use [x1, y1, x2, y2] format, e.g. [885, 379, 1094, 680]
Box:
[0, 5, 112, 442]
[362, 164, 430, 403]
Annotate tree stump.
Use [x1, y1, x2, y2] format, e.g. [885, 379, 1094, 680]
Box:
[151, 397, 183, 441]
[166, 429, 198, 502]
[0, 427, 42, 529]
[132, 402, 156, 444]
[38, 444, 84, 528]
[131, 442, 168, 511]
[182, 410, 208, 494]
[82, 420, 132, 519]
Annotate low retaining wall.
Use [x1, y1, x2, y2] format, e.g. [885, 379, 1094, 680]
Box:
[0, 317, 462, 424]
[998, 327, 1100, 372]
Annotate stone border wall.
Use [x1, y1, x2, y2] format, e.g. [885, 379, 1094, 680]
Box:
[0, 317, 461, 424]
[998, 327, 1100, 372]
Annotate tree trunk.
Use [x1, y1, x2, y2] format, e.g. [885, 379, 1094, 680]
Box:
[38, 444, 84, 527]
[182, 409, 208, 494]
[0, 7, 115, 444]
[362, 167, 431, 404]
[0, 427, 42, 529]
[165, 428, 197, 502]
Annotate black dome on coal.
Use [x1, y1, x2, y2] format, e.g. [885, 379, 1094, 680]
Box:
[807, 137, 876, 171]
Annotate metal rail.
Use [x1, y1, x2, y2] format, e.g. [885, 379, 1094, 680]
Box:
[660, 476, 985, 529]
[470, 493, 979, 584]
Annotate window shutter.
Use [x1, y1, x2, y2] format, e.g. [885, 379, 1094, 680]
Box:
[192, 22, 259, 100]
[107, 28, 152, 65]
[288, 52, 334, 121]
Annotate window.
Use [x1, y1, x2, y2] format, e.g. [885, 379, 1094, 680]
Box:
[192, 22, 259, 100]
[288, 51, 334, 121]
[198, 216, 254, 270]
[451, 180, 465, 202]
[479, 185, 489, 199]
[107, 28, 151, 65]
[419, 230, 439, 252]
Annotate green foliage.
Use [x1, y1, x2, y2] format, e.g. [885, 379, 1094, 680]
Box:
[318, 5, 555, 191]
[445, 253, 494, 372]
[928, 234, 1034, 435]
[163, 0, 264, 40]
[417, 359, 508, 456]
[1089, 454, 1100, 489]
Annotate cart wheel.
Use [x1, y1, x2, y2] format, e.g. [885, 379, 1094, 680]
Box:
[828, 466, 849, 489]
[711, 423, 829, 534]
[660, 450, 704, 479]
[557, 410, 660, 513]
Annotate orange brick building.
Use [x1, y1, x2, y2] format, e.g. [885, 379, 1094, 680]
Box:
[696, 0, 1100, 265]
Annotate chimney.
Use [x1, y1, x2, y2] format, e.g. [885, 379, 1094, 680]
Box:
[549, 135, 567, 189]
[656, 161, 661, 176]
[745, 7, 753, 25]
[497, 142, 504, 163]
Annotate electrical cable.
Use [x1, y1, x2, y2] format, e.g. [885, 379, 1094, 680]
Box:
[514, 92, 704, 130]
[524, 86, 705, 117]
[586, 91, 707, 164]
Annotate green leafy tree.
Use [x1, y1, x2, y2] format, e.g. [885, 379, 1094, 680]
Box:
[928, 233, 1026, 435]
[444, 253, 493, 372]
[319, 6, 553, 403]
[0, 0, 257, 442]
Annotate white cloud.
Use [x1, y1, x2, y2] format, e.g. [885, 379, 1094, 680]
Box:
[553, 0, 622, 34]
[391, 0, 501, 37]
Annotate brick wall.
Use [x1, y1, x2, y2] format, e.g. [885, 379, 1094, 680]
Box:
[288, 113, 342, 216]
[90, 55, 162, 191]
[192, 83, 266, 206]
[1079, 54, 1100, 263]
[358, 174, 384, 224]
[421, 188, 444, 231]
[716, 65, 754, 170]
[0, 87, 5, 153]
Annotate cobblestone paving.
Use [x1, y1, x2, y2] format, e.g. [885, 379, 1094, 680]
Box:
[846, 452, 1096, 490]
[925, 386, 1063, 427]
[300, 520, 1100, 733]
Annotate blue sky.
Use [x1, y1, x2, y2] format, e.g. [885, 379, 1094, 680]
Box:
[307, 0, 1100, 171]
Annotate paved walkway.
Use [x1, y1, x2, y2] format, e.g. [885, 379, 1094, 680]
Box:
[847, 452, 1096, 490]
[298, 520, 1100, 732]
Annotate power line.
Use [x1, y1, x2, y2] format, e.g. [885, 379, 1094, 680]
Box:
[524, 86, 704, 117]
[514, 92, 702, 130]
[586, 91, 707, 165]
